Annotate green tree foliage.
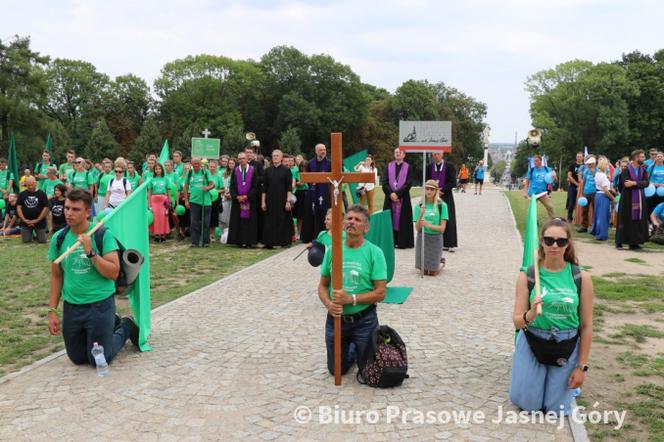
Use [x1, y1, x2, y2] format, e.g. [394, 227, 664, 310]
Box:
[85, 118, 119, 160]
[105, 74, 151, 156]
[490, 160, 506, 183]
[278, 126, 302, 156]
[132, 117, 161, 164]
[0, 35, 49, 158]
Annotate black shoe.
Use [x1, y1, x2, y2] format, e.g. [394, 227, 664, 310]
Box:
[615, 243, 623, 250]
[629, 244, 642, 250]
[114, 314, 122, 331]
[577, 228, 588, 233]
[121, 317, 140, 347]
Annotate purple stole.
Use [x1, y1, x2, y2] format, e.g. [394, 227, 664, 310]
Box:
[388, 161, 409, 231]
[627, 164, 644, 220]
[431, 162, 445, 189]
[235, 166, 254, 219]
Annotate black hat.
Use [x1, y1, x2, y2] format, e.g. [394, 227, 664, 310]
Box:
[307, 240, 326, 267]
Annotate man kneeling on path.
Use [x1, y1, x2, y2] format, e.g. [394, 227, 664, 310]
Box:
[47, 188, 138, 366]
[317, 204, 387, 375]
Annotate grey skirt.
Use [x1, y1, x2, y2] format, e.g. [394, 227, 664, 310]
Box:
[415, 230, 443, 272]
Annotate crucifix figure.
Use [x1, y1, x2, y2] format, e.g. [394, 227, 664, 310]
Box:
[201, 128, 211, 138]
[300, 133, 375, 385]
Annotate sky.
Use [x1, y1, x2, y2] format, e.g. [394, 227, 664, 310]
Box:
[3, 0, 663, 142]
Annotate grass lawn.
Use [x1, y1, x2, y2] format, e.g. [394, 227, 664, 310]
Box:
[0, 238, 276, 377]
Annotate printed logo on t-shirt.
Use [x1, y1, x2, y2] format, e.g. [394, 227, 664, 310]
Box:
[541, 286, 578, 321]
[343, 262, 362, 292]
[24, 195, 39, 209]
[69, 247, 91, 274]
[51, 205, 63, 217]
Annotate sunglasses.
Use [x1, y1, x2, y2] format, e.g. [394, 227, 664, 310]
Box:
[542, 236, 569, 247]
[75, 161, 83, 164]
[115, 170, 124, 173]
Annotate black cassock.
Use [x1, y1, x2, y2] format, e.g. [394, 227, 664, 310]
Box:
[262, 164, 293, 247]
[228, 167, 260, 247]
[615, 166, 650, 246]
[382, 161, 414, 249]
[426, 160, 458, 248]
[300, 156, 331, 243]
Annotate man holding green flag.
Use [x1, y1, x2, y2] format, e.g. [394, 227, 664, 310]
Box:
[47, 188, 139, 367]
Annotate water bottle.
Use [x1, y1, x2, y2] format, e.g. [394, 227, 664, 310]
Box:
[571, 387, 582, 398]
[91, 342, 109, 377]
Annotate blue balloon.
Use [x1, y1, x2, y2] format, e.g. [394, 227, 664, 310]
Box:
[544, 172, 554, 184]
[657, 186, 664, 197]
[578, 197, 588, 207]
[103, 207, 113, 216]
[644, 184, 656, 197]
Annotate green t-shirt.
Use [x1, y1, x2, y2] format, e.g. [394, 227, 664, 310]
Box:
[142, 170, 154, 183]
[68, 170, 94, 189]
[149, 176, 170, 195]
[0, 169, 14, 191]
[126, 173, 141, 191]
[43, 178, 63, 198]
[90, 169, 100, 185]
[173, 163, 184, 180]
[413, 201, 448, 235]
[186, 169, 213, 206]
[58, 163, 73, 180]
[316, 229, 346, 249]
[529, 262, 580, 331]
[97, 172, 114, 196]
[211, 174, 224, 191]
[48, 225, 119, 304]
[320, 240, 387, 315]
[292, 167, 308, 191]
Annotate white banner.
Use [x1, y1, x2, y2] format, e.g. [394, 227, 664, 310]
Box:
[399, 121, 452, 153]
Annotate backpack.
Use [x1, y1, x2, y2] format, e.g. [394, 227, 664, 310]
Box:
[56, 225, 132, 294]
[357, 325, 409, 388]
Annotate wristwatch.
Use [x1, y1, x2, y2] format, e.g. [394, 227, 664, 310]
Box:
[86, 249, 97, 259]
[576, 364, 589, 372]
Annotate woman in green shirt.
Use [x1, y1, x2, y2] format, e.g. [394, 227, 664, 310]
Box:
[510, 218, 594, 416]
[126, 161, 141, 191]
[413, 180, 448, 276]
[147, 163, 171, 242]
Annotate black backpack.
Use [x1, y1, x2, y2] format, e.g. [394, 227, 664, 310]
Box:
[55, 225, 132, 294]
[357, 325, 409, 388]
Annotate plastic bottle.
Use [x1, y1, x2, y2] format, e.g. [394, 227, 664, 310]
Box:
[91, 342, 109, 377]
[571, 387, 582, 398]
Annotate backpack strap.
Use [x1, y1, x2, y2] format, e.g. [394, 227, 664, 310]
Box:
[122, 178, 128, 195]
[525, 264, 582, 297]
[94, 226, 106, 255]
[55, 225, 71, 252]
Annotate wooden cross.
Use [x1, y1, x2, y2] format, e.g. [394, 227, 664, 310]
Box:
[201, 128, 211, 138]
[300, 132, 375, 386]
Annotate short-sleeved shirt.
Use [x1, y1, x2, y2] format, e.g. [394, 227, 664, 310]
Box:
[186, 169, 213, 206]
[316, 229, 346, 248]
[142, 170, 154, 183]
[49, 199, 66, 227]
[582, 167, 596, 196]
[17, 189, 49, 228]
[126, 173, 141, 191]
[58, 163, 73, 180]
[474, 167, 485, 180]
[211, 173, 223, 191]
[107, 178, 131, 207]
[48, 225, 119, 304]
[649, 164, 664, 185]
[594, 171, 611, 192]
[528, 263, 580, 331]
[653, 202, 664, 222]
[34, 162, 56, 186]
[567, 163, 582, 188]
[413, 201, 449, 235]
[528, 166, 549, 195]
[96, 173, 114, 197]
[644, 159, 654, 168]
[68, 170, 93, 190]
[43, 178, 63, 198]
[0, 169, 14, 191]
[320, 240, 387, 315]
[173, 163, 184, 180]
[149, 176, 170, 195]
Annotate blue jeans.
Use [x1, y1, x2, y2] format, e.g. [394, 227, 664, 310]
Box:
[509, 328, 580, 415]
[325, 305, 378, 375]
[190, 203, 211, 246]
[62, 295, 128, 366]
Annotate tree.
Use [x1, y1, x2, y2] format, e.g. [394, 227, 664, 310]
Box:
[105, 74, 152, 156]
[278, 126, 302, 156]
[391, 80, 438, 122]
[0, 35, 49, 156]
[490, 160, 506, 183]
[133, 117, 161, 164]
[85, 118, 119, 160]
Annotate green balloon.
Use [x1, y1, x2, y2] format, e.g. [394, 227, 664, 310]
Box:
[214, 227, 221, 238]
[170, 184, 178, 206]
[147, 209, 154, 225]
[615, 194, 621, 203]
[0, 199, 5, 210]
[175, 205, 186, 216]
[209, 189, 219, 202]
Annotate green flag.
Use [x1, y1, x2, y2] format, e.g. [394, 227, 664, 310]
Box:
[367, 209, 394, 282]
[159, 140, 170, 166]
[8, 133, 20, 194]
[102, 179, 152, 351]
[342, 149, 368, 204]
[44, 133, 53, 154]
[521, 196, 540, 272]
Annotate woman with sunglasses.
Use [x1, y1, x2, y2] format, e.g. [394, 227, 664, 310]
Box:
[510, 218, 594, 415]
[104, 161, 132, 209]
[413, 180, 448, 276]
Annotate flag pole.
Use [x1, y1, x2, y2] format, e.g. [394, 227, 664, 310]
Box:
[421, 152, 426, 278]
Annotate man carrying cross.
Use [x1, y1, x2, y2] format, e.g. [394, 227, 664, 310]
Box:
[301, 133, 377, 385]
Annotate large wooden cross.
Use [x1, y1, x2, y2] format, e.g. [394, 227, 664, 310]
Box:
[300, 132, 375, 385]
